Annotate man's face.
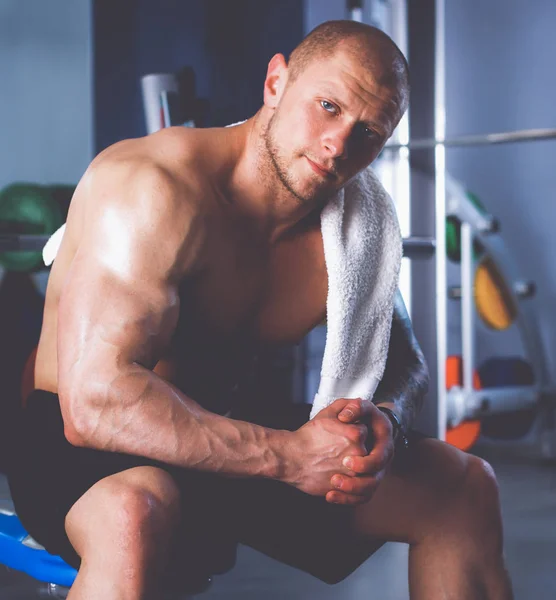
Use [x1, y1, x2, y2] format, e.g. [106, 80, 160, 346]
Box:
[263, 49, 403, 206]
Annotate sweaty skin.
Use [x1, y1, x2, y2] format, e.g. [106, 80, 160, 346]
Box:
[35, 48, 403, 501]
[30, 34, 513, 600]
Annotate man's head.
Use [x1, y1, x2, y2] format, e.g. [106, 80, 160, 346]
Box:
[260, 20, 409, 207]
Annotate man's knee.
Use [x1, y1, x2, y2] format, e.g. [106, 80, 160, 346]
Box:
[464, 456, 499, 500]
[110, 477, 180, 537]
[407, 441, 502, 532]
[462, 456, 504, 547]
[66, 467, 181, 555]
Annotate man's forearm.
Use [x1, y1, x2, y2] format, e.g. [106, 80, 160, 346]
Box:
[373, 356, 428, 432]
[373, 290, 429, 431]
[63, 363, 291, 480]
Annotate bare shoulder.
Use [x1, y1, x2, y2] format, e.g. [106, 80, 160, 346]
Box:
[72, 131, 215, 278]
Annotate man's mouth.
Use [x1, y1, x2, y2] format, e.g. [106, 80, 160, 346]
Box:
[306, 157, 336, 179]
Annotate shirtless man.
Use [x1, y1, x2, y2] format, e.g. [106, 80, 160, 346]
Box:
[8, 20, 512, 600]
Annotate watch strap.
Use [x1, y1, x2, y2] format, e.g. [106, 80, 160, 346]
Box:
[377, 406, 409, 450]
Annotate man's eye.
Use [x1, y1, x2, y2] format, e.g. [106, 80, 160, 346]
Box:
[358, 125, 379, 141]
[321, 100, 337, 113]
[364, 127, 377, 139]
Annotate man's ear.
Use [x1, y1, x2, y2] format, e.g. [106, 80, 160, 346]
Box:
[263, 53, 289, 109]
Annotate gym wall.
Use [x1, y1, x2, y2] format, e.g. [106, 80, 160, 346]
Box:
[0, 0, 93, 191]
[94, 0, 304, 152]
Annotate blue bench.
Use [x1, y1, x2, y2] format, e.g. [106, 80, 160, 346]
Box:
[0, 510, 76, 591]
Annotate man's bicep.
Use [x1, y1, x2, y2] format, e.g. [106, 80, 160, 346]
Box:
[57, 165, 205, 396]
[56, 208, 184, 403]
[58, 252, 180, 396]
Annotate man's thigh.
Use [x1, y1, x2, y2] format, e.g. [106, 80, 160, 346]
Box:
[226, 402, 391, 584]
[227, 432, 473, 586]
[350, 435, 475, 548]
[226, 474, 386, 585]
[9, 390, 237, 578]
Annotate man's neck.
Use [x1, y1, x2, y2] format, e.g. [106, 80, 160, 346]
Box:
[225, 112, 323, 244]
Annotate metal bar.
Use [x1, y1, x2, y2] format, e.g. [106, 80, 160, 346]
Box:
[0, 234, 50, 252]
[468, 387, 539, 418]
[460, 223, 474, 393]
[0, 233, 436, 259]
[446, 386, 540, 422]
[390, 0, 412, 314]
[402, 236, 436, 258]
[385, 127, 556, 151]
[435, 0, 447, 441]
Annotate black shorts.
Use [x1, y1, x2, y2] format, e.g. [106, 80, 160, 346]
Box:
[7, 390, 426, 585]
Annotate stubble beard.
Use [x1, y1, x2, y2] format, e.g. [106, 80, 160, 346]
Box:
[262, 112, 332, 208]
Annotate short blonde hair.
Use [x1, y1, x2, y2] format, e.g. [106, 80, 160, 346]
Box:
[288, 20, 409, 111]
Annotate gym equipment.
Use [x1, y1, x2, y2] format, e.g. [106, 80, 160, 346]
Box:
[141, 67, 208, 133]
[478, 357, 537, 440]
[0, 513, 77, 589]
[445, 191, 486, 263]
[444, 178, 553, 436]
[0, 233, 437, 261]
[0, 184, 63, 272]
[446, 420, 481, 452]
[474, 257, 517, 331]
[402, 236, 436, 258]
[0, 234, 50, 252]
[141, 73, 180, 133]
[445, 355, 481, 450]
[384, 126, 556, 151]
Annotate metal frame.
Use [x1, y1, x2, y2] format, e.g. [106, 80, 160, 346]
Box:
[0, 235, 50, 253]
[384, 127, 556, 151]
[444, 182, 554, 426]
[434, 0, 448, 440]
[0, 235, 435, 259]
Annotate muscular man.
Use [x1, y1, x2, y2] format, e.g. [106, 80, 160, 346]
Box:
[8, 20, 512, 599]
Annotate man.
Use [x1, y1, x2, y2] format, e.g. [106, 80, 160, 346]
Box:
[8, 20, 512, 599]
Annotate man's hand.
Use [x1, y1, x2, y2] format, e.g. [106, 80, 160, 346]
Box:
[326, 398, 396, 506]
[284, 399, 370, 497]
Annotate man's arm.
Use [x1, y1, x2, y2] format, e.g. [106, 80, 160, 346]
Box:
[372, 289, 429, 432]
[57, 158, 365, 498]
[57, 161, 289, 480]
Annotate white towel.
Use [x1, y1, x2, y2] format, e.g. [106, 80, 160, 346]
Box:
[43, 223, 65, 267]
[310, 166, 403, 419]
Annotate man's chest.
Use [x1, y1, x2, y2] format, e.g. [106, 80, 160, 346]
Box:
[178, 226, 328, 345]
[155, 227, 327, 410]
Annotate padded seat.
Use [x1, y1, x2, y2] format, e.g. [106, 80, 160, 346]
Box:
[0, 510, 76, 587]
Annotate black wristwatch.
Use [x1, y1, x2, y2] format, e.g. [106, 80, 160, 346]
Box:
[377, 406, 409, 450]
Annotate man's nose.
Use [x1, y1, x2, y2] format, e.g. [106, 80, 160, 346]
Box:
[322, 125, 349, 160]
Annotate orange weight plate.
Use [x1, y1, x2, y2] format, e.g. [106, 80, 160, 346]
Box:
[445, 355, 482, 451]
[475, 257, 517, 331]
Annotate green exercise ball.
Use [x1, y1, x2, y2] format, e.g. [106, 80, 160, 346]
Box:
[445, 192, 486, 263]
[0, 183, 64, 272]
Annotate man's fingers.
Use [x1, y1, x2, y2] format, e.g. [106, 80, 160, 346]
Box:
[338, 398, 373, 423]
[330, 474, 379, 497]
[343, 439, 394, 475]
[316, 398, 354, 420]
[325, 490, 372, 505]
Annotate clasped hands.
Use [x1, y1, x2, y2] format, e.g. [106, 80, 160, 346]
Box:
[292, 398, 396, 505]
